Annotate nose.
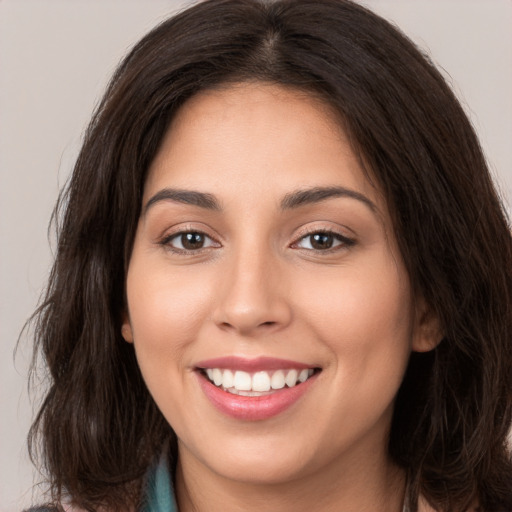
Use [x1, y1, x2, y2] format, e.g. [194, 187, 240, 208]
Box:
[212, 248, 292, 336]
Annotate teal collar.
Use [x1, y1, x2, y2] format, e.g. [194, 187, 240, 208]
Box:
[142, 451, 178, 512]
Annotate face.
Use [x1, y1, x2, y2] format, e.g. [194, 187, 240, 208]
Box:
[123, 83, 435, 486]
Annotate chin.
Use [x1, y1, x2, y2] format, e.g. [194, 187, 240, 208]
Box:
[211, 456, 312, 486]
[179, 431, 326, 486]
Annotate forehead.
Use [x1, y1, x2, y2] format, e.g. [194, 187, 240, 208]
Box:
[144, 82, 382, 212]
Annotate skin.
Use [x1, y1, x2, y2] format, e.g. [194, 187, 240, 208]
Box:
[122, 83, 440, 512]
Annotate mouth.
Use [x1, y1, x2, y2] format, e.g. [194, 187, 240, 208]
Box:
[194, 357, 321, 420]
[200, 367, 318, 396]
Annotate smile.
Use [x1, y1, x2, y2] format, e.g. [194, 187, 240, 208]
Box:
[195, 357, 321, 420]
[203, 368, 315, 395]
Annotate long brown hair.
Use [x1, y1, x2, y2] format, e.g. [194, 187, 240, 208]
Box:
[28, 1, 512, 510]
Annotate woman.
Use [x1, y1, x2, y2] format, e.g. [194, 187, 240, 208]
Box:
[28, 0, 512, 511]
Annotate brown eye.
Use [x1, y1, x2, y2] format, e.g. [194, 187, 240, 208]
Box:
[181, 232, 205, 250]
[294, 231, 354, 251]
[310, 233, 334, 250]
[164, 231, 218, 252]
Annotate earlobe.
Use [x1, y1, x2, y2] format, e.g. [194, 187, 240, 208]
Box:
[121, 315, 134, 343]
[412, 298, 443, 353]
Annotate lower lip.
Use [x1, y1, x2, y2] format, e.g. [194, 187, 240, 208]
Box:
[196, 371, 318, 421]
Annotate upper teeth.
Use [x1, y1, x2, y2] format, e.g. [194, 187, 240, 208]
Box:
[204, 368, 314, 393]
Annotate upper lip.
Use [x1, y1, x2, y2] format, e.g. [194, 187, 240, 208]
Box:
[195, 356, 318, 372]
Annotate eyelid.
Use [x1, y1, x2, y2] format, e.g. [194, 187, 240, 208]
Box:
[158, 224, 222, 254]
[290, 225, 356, 251]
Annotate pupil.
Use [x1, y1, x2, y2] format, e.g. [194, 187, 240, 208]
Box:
[311, 233, 333, 250]
[182, 232, 204, 250]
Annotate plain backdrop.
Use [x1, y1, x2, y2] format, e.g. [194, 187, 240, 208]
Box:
[1, 1, 511, 510]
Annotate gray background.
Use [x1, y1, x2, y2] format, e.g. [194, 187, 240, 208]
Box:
[1, 1, 511, 510]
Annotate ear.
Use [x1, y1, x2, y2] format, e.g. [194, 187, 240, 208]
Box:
[412, 297, 443, 353]
[121, 313, 134, 343]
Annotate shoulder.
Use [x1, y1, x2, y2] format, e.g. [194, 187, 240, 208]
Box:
[23, 506, 87, 512]
[416, 495, 437, 512]
[417, 495, 487, 512]
[23, 508, 60, 512]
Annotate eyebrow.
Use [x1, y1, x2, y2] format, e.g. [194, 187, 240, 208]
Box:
[280, 186, 377, 212]
[143, 185, 377, 215]
[144, 188, 221, 214]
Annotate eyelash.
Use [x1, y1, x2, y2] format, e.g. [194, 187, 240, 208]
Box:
[159, 229, 220, 255]
[291, 229, 356, 253]
[159, 228, 355, 255]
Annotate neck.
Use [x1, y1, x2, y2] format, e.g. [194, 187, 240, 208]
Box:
[175, 443, 406, 512]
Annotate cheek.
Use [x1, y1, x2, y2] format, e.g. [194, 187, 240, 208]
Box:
[301, 257, 411, 335]
[125, 261, 215, 391]
[127, 261, 212, 340]
[299, 265, 413, 449]
[296, 256, 413, 394]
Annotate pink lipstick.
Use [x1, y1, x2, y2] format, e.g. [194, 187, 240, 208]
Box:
[195, 356, 320, 421]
